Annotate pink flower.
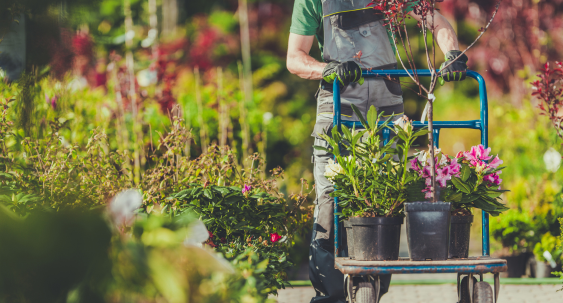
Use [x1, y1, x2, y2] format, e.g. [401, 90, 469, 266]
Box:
[484, 172, 502, 186]
[436, 167, 451, 187]
[464, 145, 492, 162]
[410, 158, 420, 172]
[488, 156, 503, 169]
[448, 161, 461, 176]
[270, 233, 282, 243]
[242, 184, 252, 194]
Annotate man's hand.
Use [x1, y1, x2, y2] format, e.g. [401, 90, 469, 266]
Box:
[439, 50, 468, 85]
[322, 61, 364, 87]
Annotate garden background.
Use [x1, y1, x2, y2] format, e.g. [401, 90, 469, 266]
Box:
[0, 0, 562, 301]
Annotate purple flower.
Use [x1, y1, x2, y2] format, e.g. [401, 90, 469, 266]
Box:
[242, 184, 251, 194]
[45, 93, 58, 110]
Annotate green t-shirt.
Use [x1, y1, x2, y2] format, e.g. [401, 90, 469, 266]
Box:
[289, 0, 419, 58]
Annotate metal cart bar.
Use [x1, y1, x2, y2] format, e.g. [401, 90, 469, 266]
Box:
[332, 70, 490, 258]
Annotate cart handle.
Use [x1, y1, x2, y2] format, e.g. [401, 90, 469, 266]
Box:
[332, 69, 491, 258]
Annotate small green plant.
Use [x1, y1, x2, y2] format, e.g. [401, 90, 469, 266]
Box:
[490, 209, 534, 255]
[315, 105, 427, 218]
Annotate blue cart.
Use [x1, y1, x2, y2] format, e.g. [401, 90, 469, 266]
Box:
[332, 70, 507, 303]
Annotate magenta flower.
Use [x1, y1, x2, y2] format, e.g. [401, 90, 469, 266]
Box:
[410, 158, 420, 172]
[436, 167, 451, 187]
[242, 184, 252, 194]
[448, 161, 461, 175]
[45, 93, 58, 110]
[464, 145, 492, 162]
[270, 232, 282, 243]
[488, 156, 503, 169]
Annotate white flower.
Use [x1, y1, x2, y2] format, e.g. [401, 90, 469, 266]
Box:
[416, 149, 443, 166]
[416, 151, 428, 165]
[325, 159, 345, 180]
[184, 219, 210, 247]
[109, 189, 143, 225]
[393, 115, 411, 132]
[475, 162, 487, 173]
[544, 148, 561, 173]
[439, 154, 449, 166]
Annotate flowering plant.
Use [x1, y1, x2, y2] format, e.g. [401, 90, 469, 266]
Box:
[411, 144, 509, 216]
[315, 105, 428, 218]
[410, 148, 461, 199]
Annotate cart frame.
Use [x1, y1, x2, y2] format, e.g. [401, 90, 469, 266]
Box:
[331, 70, 507, 303]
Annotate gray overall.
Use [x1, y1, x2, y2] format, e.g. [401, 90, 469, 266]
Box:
[309, 1, 404, 302]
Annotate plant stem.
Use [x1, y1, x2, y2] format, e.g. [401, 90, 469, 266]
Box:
[427, 99, 437, 202]
[195, 67, 208, 153]
[238, 0, 253, 163]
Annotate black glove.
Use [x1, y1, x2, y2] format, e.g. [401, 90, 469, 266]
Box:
[439, 50, 468, 85]
[322, 61, 364, 87]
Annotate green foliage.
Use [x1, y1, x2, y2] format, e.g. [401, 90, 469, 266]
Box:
[443, 162, 509, 216]
[533, 232, 561, 263]
[316, 105, 426, 218]
[490, 209, 534, 254]
[169, 184, 310, 293]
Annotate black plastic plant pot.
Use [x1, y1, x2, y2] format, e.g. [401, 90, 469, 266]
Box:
[344, 220, 355, 259]
[405, 202, 451, 261]
[449, 215, 473, 259]
[350, 216, 403, 261]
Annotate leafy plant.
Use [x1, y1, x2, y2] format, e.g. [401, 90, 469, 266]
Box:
[315, 105, 427, 218]
[490, 209, 534, 255]
[168, 184, 310, 294]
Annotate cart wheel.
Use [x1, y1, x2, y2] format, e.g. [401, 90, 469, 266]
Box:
[459, 276, 477, 303]
[355, 281, 376, 303]
[473, 281, 494, 303]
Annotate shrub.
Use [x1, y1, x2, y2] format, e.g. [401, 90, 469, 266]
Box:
[169, 183, 310, 294]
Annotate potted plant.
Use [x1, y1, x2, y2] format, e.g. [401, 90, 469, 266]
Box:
[315, 105, 427, 261]
[404, 147, 454, 261]
[411, 145, 509, 259]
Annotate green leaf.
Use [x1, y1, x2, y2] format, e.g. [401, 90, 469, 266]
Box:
[461, 164, 471, 182]
[447, 192, 463, 202]
[203, 188, 213, 199]
[313, 145, 332, 153]
[341, 125, 352, 141]
[486, 190, 503, 199]
[367, 106, 378, 129]
[413, 128, 430, 137]
[451, 177, 471, 194]
[473, 198, 497, 212]
[351, 104, 369, 129]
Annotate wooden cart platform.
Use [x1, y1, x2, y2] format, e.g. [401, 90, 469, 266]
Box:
[335, 257, 507, 275]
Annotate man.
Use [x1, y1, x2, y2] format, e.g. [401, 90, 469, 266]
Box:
[286, 1, 468, 302]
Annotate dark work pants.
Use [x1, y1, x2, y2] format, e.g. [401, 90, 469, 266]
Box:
[310, 138, 391, 303]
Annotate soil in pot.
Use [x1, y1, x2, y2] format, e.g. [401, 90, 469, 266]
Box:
[405, 202, 451, 261]
[344, 220, 355, 259]
[350, 216, 403, 261]
[449, 214, 473, 259]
